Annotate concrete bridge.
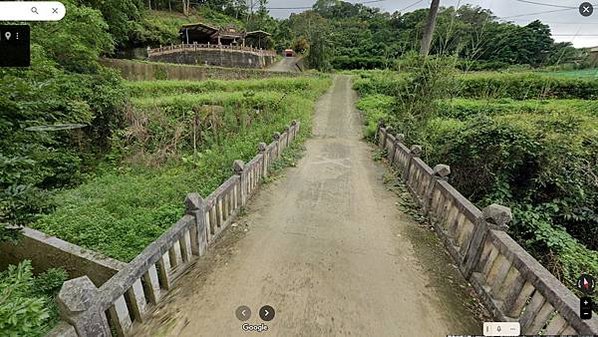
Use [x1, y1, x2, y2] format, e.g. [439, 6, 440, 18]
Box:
[49, 76, 598, 337]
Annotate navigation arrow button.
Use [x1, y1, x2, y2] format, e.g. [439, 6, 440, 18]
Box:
[259, 305, 275, 321]
[235, 305, 251, 321]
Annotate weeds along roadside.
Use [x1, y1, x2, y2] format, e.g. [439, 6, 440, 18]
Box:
[30, 76, 331, 262]
[351, 59, 598, 297]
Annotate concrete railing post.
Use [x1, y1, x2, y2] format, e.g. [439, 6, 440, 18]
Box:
[383, 126, 392, 152]
[423, 164, 451, 214]
[259, 142, 268, 178]
[378, 126, 386, 149]
[389, 138, 400, 165]
[57, 276, 110, 337]
[234, 160, 246, 206]
[433, 164, 451, 181]
[291, 120, 298, 141]
[404, 144, 422, 181]
[185, 193, 208, 256]
[463, 204, 512, 278]
[285, 126, 290, 147]
[273, 132, 281, 159]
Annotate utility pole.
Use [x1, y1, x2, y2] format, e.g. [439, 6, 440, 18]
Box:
[420, 0, 440, 56]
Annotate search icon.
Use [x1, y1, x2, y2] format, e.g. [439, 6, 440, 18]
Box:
[0, 2, 65, 21]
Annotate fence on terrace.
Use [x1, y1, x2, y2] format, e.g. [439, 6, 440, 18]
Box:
[148, 43, 277, 58]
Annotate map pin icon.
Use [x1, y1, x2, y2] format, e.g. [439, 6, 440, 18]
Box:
[4, 32, 11, 41]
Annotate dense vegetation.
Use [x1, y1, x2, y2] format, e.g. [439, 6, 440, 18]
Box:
[272, 0, 593, 71]
[0, 261, 67, 337]
[0, 0, 127, 232]
[353, 61, 598, 294]
[1, 0, 596, 331]
[31, 77, 330, 261]
[0, 1, 330, 331]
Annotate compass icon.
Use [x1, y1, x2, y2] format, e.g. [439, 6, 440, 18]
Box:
[577, 274, 595, 294]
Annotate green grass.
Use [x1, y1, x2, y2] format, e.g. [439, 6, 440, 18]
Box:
[352, 70, 598, 296]
[127, 77, 321, 98]
[437, 98, 598, 119]
[31, 77, 331, 261]
[0, 261, 67, 337]
[540, 68, 598, 79]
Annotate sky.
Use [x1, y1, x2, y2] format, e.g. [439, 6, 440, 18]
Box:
[265, 0, 598, 48]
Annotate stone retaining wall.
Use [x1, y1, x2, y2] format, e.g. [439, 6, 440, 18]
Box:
[0, 228, 125, 287]
[48, 121, 301, 337]
[377, 125, 598, 335]
[101, 58, 304, 81]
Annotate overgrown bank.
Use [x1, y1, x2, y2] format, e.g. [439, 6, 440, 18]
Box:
[352, 63, 598, 295]
[0, 261, 67, 337]
[31, 77, 331, 262]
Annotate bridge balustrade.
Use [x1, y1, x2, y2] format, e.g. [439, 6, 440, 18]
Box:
[376, 124, 598, 335]
[50, 121, 301, 337]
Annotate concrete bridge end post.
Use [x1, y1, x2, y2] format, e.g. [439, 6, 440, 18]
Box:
[463, 204, 512, 278]
[57, 276, 111, 337]
[185, 193, 208, 256]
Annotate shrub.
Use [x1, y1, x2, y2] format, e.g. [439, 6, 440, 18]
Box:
[356, 94, 395, 139]
[0, 261, 67, 337]
[353, 70, 598, 292]
[32, 77, 331, 261]
[351, 70, 408, 97]
[458, 73, 598, 100]
[331, 56, 386, 70]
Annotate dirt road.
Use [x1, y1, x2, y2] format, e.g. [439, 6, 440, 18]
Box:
[268, 57, 300, 72]
[132, 76, 483, 337]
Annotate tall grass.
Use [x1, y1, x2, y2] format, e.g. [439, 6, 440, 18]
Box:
[32, 77, 331, 261]
[127, 77, 325, 98]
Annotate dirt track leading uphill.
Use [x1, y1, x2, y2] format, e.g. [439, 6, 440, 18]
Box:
[268, 57, 299, 72]
[132, 75, 483, 337]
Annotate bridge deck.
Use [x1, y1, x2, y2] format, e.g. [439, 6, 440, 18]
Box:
[130, 76, 483, 337]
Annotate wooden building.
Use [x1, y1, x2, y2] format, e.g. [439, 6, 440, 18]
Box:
[179, 23, 272, 49]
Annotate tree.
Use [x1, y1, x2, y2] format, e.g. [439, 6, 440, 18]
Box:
[181, 0, 190, 15]
[420, 0, 440, 56]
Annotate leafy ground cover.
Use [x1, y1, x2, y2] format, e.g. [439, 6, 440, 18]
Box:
[540, 68, 598, 79]
[31, 77, 330, 262]
[353, 66, 598, 295]
[0, 261, 67, 337]
[352, 69, 598, 99]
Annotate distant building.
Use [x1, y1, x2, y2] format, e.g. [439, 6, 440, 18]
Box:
[146, 23, 276, 69]
[179, 23, 272, 50]
[284, 49, 295, 57]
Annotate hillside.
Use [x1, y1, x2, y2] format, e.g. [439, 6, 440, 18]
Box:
[132, 8, 246, 47]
